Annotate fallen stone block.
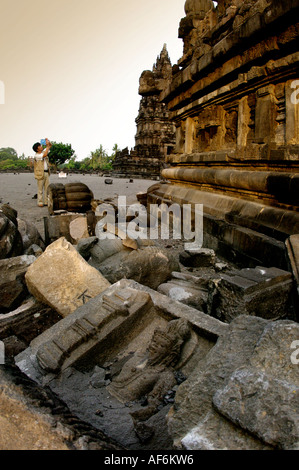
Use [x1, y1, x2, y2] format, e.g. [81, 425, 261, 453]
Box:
[76, 236, 99, 260]
[0, 255, 36, 284]
[44, 213, 88, 245]
[17, 218, 45, 251]
[0, 255, 36, 313]
[0, 209, 23, 259]
[157, 272, 210, 312]
[0, 366, 123, 450]
[90, 243, 180, 290]
[213, 366, 299, 450]
[25, 237, 111, 317]
[90, 366, 108, 389]
[210, 266, 294, 322]
[103, 223, 139, 250]
[24, 244, 43, 258]
[69, 217, 90, 243]
[16, 284, 154, 377]
[168, 315, 299, 451]
[0, 298, 62, 357]
[45, 212, 105, 245]
[179, 248, 216, 268]
[15, 279, 227, 450]
[2, 335, 28, 357]
[0, 278, 27, 313]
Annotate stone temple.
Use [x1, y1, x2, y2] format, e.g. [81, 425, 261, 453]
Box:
[112, 45, 176, 179]
[147, 0, 299, 270]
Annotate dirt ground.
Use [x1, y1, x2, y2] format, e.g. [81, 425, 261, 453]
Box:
[0, 172, 156, 239]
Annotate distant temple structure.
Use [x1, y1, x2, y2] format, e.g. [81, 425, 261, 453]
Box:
[112, 45, 176, 179]
[147, 0, 299, 269]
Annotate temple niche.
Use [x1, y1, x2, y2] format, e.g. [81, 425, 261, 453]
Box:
[148, 0, 299, 269]
[112, 45, 176, 179]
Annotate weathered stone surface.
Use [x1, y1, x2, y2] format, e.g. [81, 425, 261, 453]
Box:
[88, 238, 179, 290]
[0, 255, 36, 313]
[157, 272, 210, 311]
[0, 298, 62, 358]
[17, 218, 45, 251]
[76, 236, 99, 260]
[0, 279, 27, 313]
[0, 210, 23, 259]
[0, 255, 36, 284]
[99, 246, 179, 290]
[213, 367, 299, 450]
[0, 368, 69, 450]
[0, 366, 124, 450]
[209, 266, 294, 322]
[147, 184, 295, 270]
[16, 284, 156, 378]
[249, 319, 299, 384]
[213, 319, 299, 449]
[69, 217, 89, 243]
[24, 243, 43, 258]
[90, 366, 107, 389]
[167, 315, 299, 450]
[44, 213, 88, 245]
[168, 315, 270, 450]
[47, 182, 94, 215]
[25, 237, 111, 317]
[179, 248, 216, 268]
[0, 293, 62, 348]
[89, 237, 131, 266]
[45, 213, 106, 245]
[2, 335, 28, 357]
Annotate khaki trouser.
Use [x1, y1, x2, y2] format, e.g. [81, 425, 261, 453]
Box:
[37, 172, 49, 206]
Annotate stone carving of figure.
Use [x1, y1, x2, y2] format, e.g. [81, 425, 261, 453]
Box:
[108, 318, 191, 421]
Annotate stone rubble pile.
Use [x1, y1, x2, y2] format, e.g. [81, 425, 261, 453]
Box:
[0, 203, 298, 450]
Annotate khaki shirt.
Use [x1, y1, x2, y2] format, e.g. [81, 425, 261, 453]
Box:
[34, 150, 50, 180]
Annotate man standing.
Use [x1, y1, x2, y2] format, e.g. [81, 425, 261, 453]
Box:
[32, 138, 52, 207]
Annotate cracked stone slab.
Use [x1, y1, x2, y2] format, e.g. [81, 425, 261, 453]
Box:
[213, 366, 299, 450]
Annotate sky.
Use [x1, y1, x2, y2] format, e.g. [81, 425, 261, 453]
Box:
[0, 0, 186, 161]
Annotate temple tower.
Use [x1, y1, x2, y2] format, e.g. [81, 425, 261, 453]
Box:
[112, 45, 176, 179]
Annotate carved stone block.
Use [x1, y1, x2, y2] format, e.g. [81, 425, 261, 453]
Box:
[211, 266, 294, 322]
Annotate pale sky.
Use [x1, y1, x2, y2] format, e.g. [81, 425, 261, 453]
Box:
[0, 0, 185, 160]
